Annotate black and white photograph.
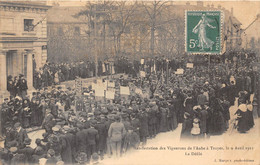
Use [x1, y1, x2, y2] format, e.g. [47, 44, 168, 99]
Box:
[0, 0, 259, 164]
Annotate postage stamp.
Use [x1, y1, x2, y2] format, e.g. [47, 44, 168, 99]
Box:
[185, 11, 223, 54]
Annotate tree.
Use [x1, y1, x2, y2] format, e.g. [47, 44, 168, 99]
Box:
[142, 1, 169, 57]
[108, 1, 138, 56]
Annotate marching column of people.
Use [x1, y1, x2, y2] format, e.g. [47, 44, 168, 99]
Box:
[0, 53, 258, 164]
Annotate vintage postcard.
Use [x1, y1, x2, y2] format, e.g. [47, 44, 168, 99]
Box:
[0, 0, 259, 165]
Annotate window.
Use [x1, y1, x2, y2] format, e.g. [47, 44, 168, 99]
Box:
[74, 26, 80, 35]
[24, 19, 34, 31]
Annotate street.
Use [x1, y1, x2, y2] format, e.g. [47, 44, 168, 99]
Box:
[2, 96, 258, 165]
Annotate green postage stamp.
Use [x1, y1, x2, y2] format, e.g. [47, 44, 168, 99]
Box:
[185, 11, 223, 54]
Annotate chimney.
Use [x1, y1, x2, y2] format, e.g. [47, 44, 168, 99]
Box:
[197, 1, 204, 7]
[231, 7, 233, 15]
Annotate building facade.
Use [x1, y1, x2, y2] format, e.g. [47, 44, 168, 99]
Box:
[0, 2, 50, 100]
[47, 6, 92, 62]
[241, 14, 260, 55]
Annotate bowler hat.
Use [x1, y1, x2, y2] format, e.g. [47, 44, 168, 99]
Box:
[24, 138, 32, 145]
[47, 149, 55, 157]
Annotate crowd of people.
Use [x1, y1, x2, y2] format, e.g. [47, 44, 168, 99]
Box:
[0, 52, 259, 164]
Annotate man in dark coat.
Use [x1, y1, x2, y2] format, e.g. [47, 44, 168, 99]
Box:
[75, 124, 88, 153]
[86, 122, 99, 162]
[49, 99, 58, 118]
[17, 138, 34, 164]
[138, 109, 149, 145]
[10, 147, 26, 165]
[66, 128, 77, 163]
[94, 117, 107, 160]
[1, 98, 9, 135]
[130, 114, 140, 136]
[14, 122, 29, 149]
[7, 76, 15, 97]
[46, 149, 58, 165]
[42, 109, 56, 134]
[227, 81, 237, 106]
[197, 90, 208, 106]
[59, 126, 73, 164]
[4, 126, 18, 149]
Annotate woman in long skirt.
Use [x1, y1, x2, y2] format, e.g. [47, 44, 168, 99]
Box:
[22, 99, 31, 128]
[30, 98, 38, 126]
[180, 112, 193, 140]
[235, 104, 249, 133]
[246, 104, 254, 130]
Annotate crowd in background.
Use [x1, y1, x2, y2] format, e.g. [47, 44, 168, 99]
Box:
[0, 52, 259, 164]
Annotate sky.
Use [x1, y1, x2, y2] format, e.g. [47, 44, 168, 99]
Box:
[44, 0, 260, 29]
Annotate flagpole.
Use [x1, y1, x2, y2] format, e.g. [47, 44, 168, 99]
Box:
[208, 55, 210, 72]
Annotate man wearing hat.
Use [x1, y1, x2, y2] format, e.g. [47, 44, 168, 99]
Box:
[86, 121, 99, 162]
[59, 126, 73, 164]
[130, 113, 140, 136]
[94, 116, 107, 160]
[32, 138, 47, 163]
[42, 109, 56, 134]
[147, 102, 157, 138]
[123, 125, 140, 153]
[108, 115, 126, 158]
[14, 122, 29, 149]
[0, 146, 13, 164]
[10, 147, 26, 165]
[4, 126, 17, 149]
[47, 126, 62, 160]
[1, 98, 9, 135]
[46, 149, 58, 165]
[75, 123, 88, 154]
[17, 138, 34, 164]
[49, 98, 58, 118]
[137, 108, 149, 145]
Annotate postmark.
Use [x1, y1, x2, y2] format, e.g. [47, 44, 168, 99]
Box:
[185, 10, 223, 54]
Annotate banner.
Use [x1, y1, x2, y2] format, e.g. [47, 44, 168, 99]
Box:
[141, 58, 144, 64]
[95, 88, 105, 97]
[175, 68, 184, 75]
[120, 86, 130, 95]
[107, 88, 115, 93]
[106, 90, 115, 100]
[108, 81, 115, 88]
[92, 82, 106, 91]
[97, 79, 103, 85]
[135, 88, 143, 95]
[186, 63, 194, 68]
[140, 71, 146, 77]
[92, 83, 97, 90]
